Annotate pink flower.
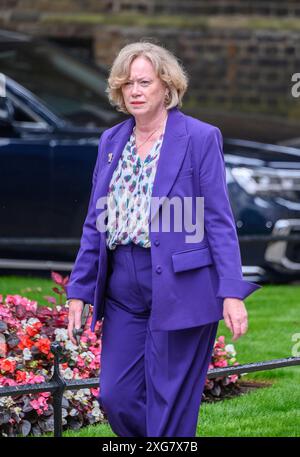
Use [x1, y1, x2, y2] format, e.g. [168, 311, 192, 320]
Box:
[30, 395, 49, 415]
[91, 388, 99, 397]
[27, 373, 45, 384]
[0, 306, 11, 318]
[40, 392, 51, 398]
[214, 359, 228, 368]
[88, 346, 100, 356]
[228, 374, 239, 383]
[43, 296, 57, 305]
[0, 290, 104, 432]
[88, 360, 99, 370]
[5, 295, 37, 312]
[0, 377, 17, 386]
[76, 355, 85, 368]
[86, 332, 97, 344]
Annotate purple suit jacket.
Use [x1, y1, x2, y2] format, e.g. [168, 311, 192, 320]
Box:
[66, 107, 262, 331]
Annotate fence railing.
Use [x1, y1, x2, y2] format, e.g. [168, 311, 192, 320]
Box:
[1, 342, 300, 437]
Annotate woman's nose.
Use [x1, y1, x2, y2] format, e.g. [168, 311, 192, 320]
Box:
[131, 82, 141, 95]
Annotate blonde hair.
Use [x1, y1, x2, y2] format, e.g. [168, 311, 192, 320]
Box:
[106, 42, 189, 114]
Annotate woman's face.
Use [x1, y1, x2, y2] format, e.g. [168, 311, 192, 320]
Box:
[121, 56, 168, 119]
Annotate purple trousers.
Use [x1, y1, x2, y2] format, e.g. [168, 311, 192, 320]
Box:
[97, 243, 219, 437]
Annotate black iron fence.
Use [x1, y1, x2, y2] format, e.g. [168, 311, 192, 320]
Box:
[0, 342, 300, 437]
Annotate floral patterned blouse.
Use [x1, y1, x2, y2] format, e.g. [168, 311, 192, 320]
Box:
[105, 126, 165, 250]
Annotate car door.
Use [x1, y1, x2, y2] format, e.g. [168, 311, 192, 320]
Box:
[0, 92, 52, 258]
[49, 136, 99, 259]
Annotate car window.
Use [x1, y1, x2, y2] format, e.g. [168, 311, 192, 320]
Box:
[9, 94, 43, 123]
[0, 41, 120, 127]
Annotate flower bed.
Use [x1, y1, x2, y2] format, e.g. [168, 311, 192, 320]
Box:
[0, 272, 240, 436]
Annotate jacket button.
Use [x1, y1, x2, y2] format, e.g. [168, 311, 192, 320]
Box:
[154, 240, 160, 246]
[156, 265, 162, 274]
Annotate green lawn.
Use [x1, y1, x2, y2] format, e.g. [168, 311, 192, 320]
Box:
[1, 276, 300, 437]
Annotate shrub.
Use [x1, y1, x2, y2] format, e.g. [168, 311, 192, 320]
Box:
[0, 273, 102, 437]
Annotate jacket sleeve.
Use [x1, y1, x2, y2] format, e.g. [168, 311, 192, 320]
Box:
[199, 126, 262, 300]
[65, 133, 105, 305]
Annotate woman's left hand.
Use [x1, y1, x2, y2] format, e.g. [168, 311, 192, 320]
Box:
[223, 298, 248, 341]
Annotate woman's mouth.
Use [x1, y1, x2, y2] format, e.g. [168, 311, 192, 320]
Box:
[131, 102, 145, 105]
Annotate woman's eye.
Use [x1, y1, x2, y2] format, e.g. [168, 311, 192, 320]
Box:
[124, 80, 150, 87]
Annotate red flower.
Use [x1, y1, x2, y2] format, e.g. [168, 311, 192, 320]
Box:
[18, 335, 35, 350]
[0, 358, 16, 374]
[26, 322, 42, 337]
[16, 370, 27, 383]
[35, 338, 51, 355]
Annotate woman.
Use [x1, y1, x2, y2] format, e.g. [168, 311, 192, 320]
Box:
[66, 42, 261, 437]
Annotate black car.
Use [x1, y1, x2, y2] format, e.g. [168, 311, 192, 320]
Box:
[1, 29, 300, 283]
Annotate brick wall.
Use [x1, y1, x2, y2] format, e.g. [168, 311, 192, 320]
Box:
[2, 0, 300, 16]
[0, 1, 299, 141]
[93, 25, 299, 141]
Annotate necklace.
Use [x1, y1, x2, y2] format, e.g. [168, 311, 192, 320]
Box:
[134, 114, 168, 150]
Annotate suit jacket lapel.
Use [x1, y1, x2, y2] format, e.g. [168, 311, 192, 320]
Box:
[95, 107, 190, 227]
[150, 107, 190, 223]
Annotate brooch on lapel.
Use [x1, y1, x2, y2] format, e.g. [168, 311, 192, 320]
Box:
[108, 152, 113, 163]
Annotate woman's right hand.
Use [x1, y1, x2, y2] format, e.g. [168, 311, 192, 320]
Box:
[67, 299, 84, 345]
